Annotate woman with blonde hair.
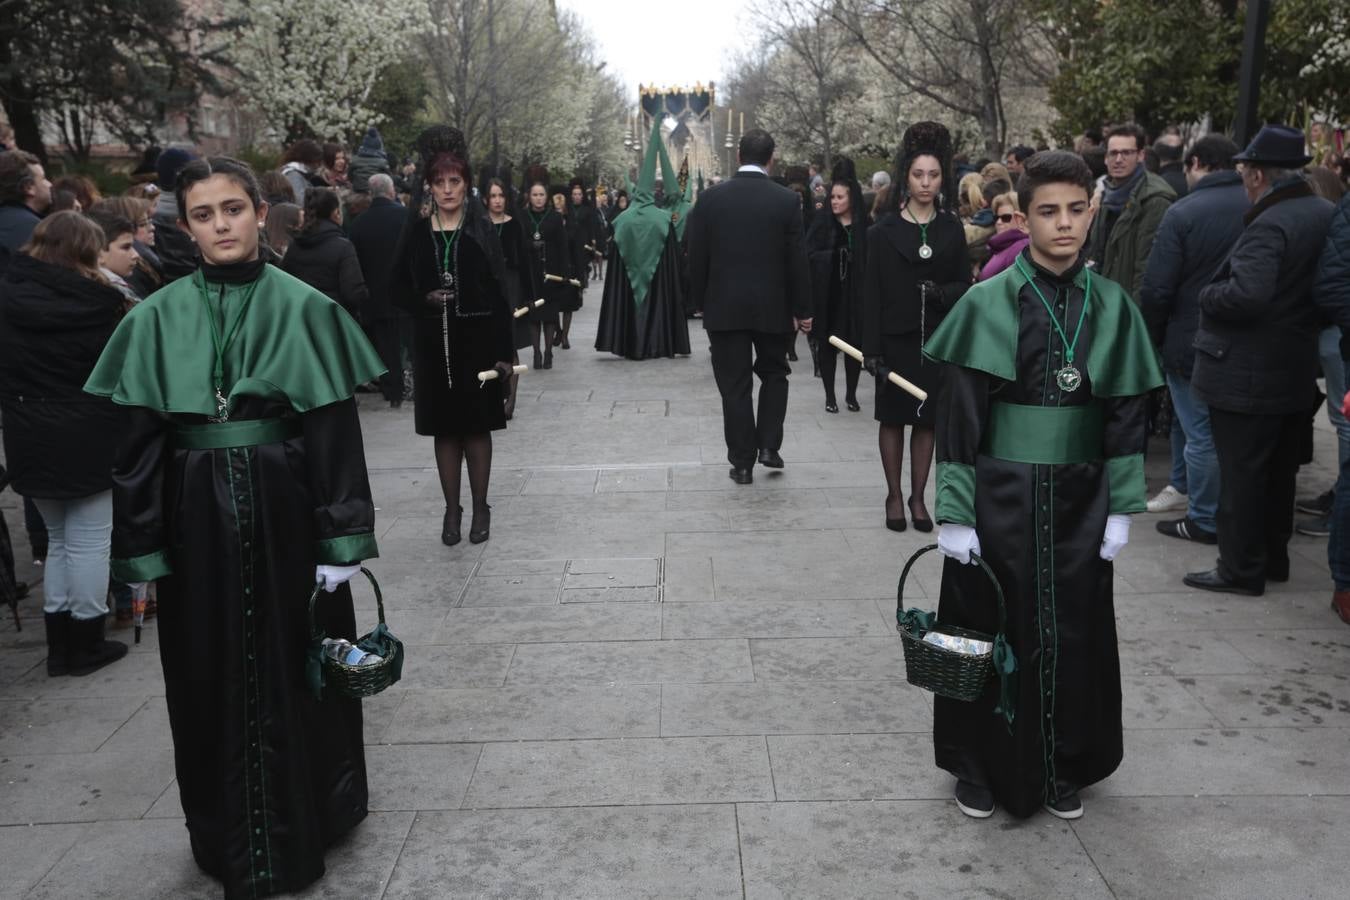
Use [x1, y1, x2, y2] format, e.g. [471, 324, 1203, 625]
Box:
[0, 211, 129, 676]
[979, 189, 1030, 280]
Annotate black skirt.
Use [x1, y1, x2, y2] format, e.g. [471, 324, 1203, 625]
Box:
[875, 332, 938, 426]
[410, 313, 508, 435]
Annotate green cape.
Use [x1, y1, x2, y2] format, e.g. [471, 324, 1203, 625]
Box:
[923, 261, 1163, 397]
[612, 116, 678, 307]
[85, 265, 386, 415]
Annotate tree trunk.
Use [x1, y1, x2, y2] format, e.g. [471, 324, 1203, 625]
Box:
[973, 5, 1003, 157]
[0, 57, 47, 164]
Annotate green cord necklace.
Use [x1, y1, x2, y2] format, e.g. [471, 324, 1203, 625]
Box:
[433, 208, 462, 288]
[527, 208, 548, 241]
[194, 269, 261, 420]
[904, 201, 936, 259]
[1014, 255, 1091, 393]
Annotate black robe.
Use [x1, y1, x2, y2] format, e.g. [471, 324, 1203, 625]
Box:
[88, 259, 386, 899]
[806, 212, 865, 346]
[567, 201, 605, 290]
[521, 208, 579, 321]
[594, 229, 691, 360]
[495, 217, 536, 350]
[930, 256, 1154, 817]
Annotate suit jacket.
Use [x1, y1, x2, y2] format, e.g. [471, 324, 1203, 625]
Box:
[686, 170, 811, 333]
[1192, 178, 1336, 414]
[350, 196, 409, 322]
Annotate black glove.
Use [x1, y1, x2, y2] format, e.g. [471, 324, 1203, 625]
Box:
[493, 361, 515, 380]
[863, 355, 885, 377]
[917, 280, 942, 304]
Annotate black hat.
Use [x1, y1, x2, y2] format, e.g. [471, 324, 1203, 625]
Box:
[1233, 124, 1312, 167]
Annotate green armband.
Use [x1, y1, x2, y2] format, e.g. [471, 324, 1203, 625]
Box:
[112, 549, 173, 583]
[1106, 453, 1147, 514]
[935, 462, 976, 526]
[315, 532, 379, 565]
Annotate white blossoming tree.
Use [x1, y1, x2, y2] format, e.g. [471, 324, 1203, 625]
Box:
[224, 0, 426, 141]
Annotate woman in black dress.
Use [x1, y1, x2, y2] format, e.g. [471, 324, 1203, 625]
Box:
[486, 177, 534, 419]
[394, 127, 514, 546]
[862, 122, 971, 531]
[522, 180, 580, 370]
[807, 157, 867, 414]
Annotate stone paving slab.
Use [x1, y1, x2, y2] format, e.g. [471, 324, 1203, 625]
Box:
[383, 805, 742, 899]
[3, 291, 1348, 897]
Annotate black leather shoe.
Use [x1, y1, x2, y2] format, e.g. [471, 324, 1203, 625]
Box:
[886, 516, 907, 532]
[908, 499, 934, 533]
[442, 505, 463, 546]
[1156, 517, 1217, 544]
[825, 402, 839, 414]
[757, 449, 784, 468]
[729, 466, 753, 485]
[846, 398, 861, 412]
[469, 505, 491, 544]
[1183, 568, 1263, 596]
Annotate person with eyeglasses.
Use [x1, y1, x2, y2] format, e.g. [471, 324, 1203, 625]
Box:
[1085, 123, 1176, 303]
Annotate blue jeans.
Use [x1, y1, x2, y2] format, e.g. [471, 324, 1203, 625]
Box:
[1166, 372, 1219, 533]
[31, 491, 112, 620]
[1319, 327, 1350, 469]
[1169, 406, 1187, 493]
[1331, 451, 1350, 589]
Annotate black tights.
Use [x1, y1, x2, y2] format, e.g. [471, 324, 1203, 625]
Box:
[434, 433, 493, 514]
[530, 321, 557, 360]
[818, 346, 861, 405]
[878, 424, 935, 519]
[560, 311, 572, 344]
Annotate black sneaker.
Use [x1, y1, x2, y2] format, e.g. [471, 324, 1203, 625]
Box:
[1296, 516, 1331, 537]
[1156, 517, 1217, 544]
[1297, 489, 1334, 516]
[954, 780, 994, 818]
[1044, 790, 1083, 820]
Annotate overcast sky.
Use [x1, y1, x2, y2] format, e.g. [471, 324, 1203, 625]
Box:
[557, 0, 754, 98]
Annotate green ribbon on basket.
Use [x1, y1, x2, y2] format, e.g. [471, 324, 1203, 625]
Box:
[992, 632, 1018, 728]
[897, 607, 937, 636]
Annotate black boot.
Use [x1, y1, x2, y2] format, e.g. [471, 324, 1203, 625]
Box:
[44, 611, 72, 676]
[67, 614, 128, 676]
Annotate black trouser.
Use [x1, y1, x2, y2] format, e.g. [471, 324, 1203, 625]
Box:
[708, 329, 791, 469]
[1210, 407, 1302, 585]
[371, 315, 413, 403]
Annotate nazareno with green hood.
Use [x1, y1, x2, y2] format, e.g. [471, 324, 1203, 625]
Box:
[594, 114, 692, 360]
[83, 155, 386, 899]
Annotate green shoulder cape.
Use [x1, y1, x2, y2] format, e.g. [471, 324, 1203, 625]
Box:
[85, 264, 386, 415]
[922, 262, 1163, 397]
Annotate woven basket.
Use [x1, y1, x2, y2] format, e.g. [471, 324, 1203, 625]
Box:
[895, 544, 1008, 703]
[308, 567, 404, 699]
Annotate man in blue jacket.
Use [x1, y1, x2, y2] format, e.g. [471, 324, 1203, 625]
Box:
[1139, 135, 1248, 544]
[1184, 125, 1336, 595]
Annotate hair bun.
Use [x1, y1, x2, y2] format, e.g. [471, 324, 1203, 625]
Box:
[415, 126, 468, 169]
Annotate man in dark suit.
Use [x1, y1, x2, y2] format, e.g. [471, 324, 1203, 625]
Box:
[686, 129, 812, 484]
[349, 173, 412, 407]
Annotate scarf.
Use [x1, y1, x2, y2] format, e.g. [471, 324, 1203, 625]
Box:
[1102, 164, 1145, 213]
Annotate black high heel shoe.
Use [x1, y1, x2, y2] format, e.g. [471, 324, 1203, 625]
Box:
[908, 499, 934, 533]
[442, 505, 463, 546]
[886, 497, 907, 532]
[846, 397, 860, 412]
[469, 504, 492, 544]
[825, 401, 839, 414]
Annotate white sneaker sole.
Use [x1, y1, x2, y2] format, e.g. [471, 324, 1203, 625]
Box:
[955, 797, 994, 819]
[1043, 803, 1084, 820]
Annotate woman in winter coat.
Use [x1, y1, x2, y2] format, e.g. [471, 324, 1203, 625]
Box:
[280, 187, 369, 320]
[0, 211, 128, 676]
[979, 190, 1030, 281]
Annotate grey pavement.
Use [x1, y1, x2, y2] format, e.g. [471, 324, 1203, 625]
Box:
[2, 286, 1349, 899]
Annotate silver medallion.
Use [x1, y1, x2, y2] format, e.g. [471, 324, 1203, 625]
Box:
[918, 243, 933, 260]
[1056, 366, 1082, 393]
[533, 232, 541, 241]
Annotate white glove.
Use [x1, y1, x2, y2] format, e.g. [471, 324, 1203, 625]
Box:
[937, 524, 981, 565]
[1099, 514, 1130, 561]
[315, 564, 362, 593]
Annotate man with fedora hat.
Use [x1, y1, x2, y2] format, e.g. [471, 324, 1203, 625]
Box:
[1184, 124, 1336, 595]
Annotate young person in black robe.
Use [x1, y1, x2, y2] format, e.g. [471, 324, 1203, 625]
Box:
[557, 178, 602, 349]
[862, 122, 972, 532]
[84, 156, 386, 899]
[485, 177, 535, 419]
[522, 180, 580, 370]
[924, 151, 1163, 821]
[807, 157, 867, 413]
[393, 127, 515, 546]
